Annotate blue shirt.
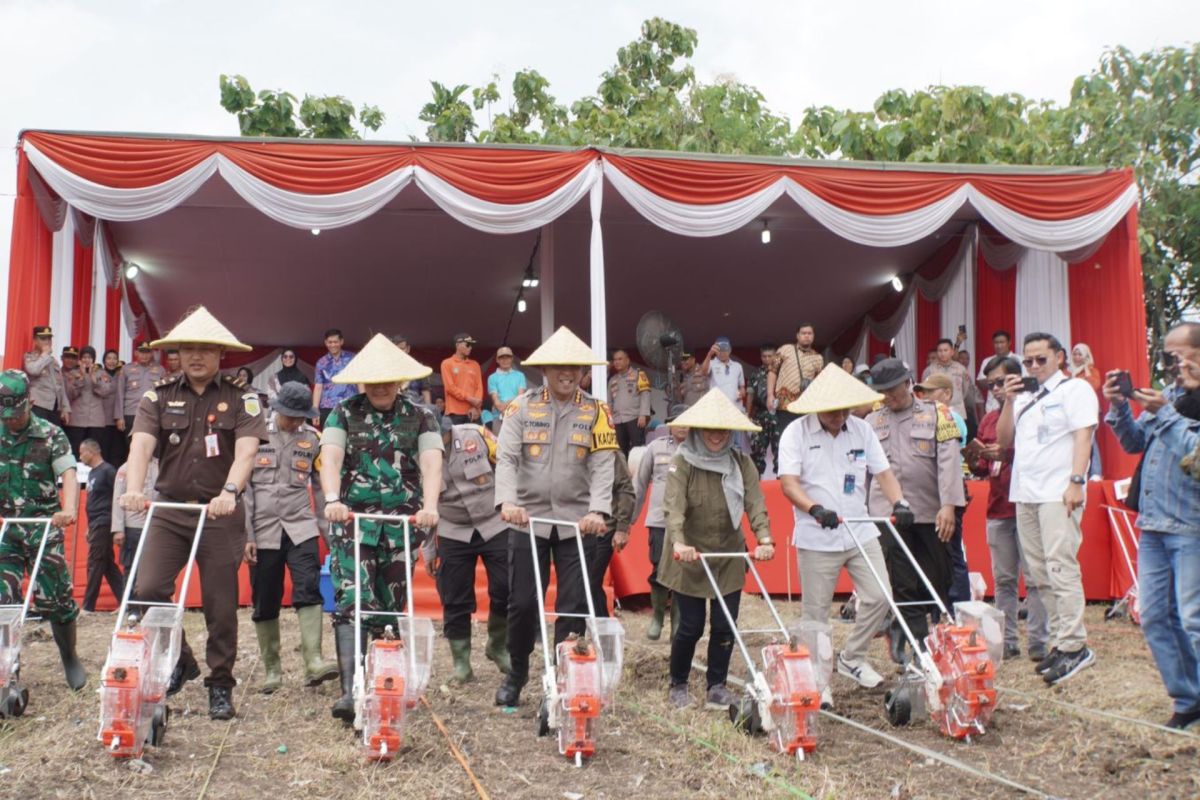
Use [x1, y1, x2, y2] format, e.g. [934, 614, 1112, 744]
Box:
[315, 351, 356, 409]
[1106, 385, 1200, 536]
[484, 369, 527, 422]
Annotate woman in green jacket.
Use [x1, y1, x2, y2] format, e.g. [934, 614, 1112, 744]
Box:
[657, 389, 774, 709]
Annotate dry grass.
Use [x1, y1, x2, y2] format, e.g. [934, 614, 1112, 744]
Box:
[1, 601, 1197, 799]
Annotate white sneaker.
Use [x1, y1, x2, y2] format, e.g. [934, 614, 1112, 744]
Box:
[820, 686, 833, 710]
[837, 653, 884, 689]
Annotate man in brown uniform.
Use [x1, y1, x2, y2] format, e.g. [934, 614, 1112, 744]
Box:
[424, 418, 510, 684]
[607, 350, 651, 455]
[865, 358, 965, 661]
[115, 343, 166, 437]
[492, 326, 617, 707]
[119, 307, 267, 720]
[23, 326, 71, 426]
[243, 382, 338, 693]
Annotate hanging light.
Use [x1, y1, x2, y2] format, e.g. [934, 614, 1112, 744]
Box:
[522, 265, 539, 288]
[891, 275, 904, 292]
[310, 228, 321, 236]
[517, 297, 527, 313]
[760, 220, 771, 245]
[124, 263, 140, 280]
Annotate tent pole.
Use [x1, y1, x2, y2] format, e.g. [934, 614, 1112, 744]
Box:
[588, 178, 607, 403]
[539, 222, 555, 341]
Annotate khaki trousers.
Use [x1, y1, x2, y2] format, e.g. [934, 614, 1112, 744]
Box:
[1015, 501, 1087, 653]
[798, 537, 891, 661]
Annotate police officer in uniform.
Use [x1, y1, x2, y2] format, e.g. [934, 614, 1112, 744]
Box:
[493, 326, 617, 707]
[243, 382, 338, 693]
[64, 346, 114, 458]
[607, 349, 651, 455]
[116, 343, 166, 437]
[423, 418, 510, 684]
[23, 326, 71, 426]
[0, 369, 86, 690]
[677, 352, 710, 407]
[318, 334, 443, 724]
[865, 358, 965, 661]
[631, 404, 688, 640]
[119, 307, 268, 720]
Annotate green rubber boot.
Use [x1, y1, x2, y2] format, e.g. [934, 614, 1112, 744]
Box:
[297, 605, 338, 686]
[647, 585, 669, 641]
[484, 615, 511, 674]
[254, 619, 283, 694]
[449, 638, 474, 684]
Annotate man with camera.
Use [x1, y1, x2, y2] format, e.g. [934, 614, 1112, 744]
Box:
[1104, 323, 1200, 730]
[996, 332, 1098, 686]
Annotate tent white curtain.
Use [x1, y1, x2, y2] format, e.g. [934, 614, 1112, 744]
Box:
[49, 212, 75, 346]
[939, 226, 979, 368]
[893, 294, 918, 372]
[1015, 249, 1071, 351]
[88, 249, 107, 355]
[588, 179, 608, 401]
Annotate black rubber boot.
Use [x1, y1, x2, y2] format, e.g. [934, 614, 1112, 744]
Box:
[50, 620, 87, 690]
[331, 624, 358, 724]
[494, 652, 527, 707]
[208, 685, 235, 720]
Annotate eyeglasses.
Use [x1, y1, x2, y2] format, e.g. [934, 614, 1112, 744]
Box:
[986, 379, 1007, 389]
[1022, 355, 1051, 368]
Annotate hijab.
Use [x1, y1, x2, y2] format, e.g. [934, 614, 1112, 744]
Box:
[275, 350, 310, 388]
[678, 429, 744, 527]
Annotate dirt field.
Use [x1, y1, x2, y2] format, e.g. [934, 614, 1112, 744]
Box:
[2, 600, 1197, 800]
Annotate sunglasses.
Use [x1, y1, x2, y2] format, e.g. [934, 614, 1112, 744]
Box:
[1022, 355, 1051, 368]
[987, 379, 1007, 389]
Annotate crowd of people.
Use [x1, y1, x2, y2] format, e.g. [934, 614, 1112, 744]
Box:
[0, 312, 1195, 733]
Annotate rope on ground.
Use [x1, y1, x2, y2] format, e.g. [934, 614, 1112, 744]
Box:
[421, 696, 491, 800]
[196, 651, 259, 800]
[623, 697, 813, 799]
[692, 658, 1054, 799]
[997, 684, 1200, 741]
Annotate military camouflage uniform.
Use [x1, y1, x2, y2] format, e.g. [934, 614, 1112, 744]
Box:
[0, 408, 79, 625]
[320, 393, 443, 628]
[747, 366, 777, 475]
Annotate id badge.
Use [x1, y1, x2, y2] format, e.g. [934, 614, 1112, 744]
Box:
[205, 433, 220, 458]
[843, 473, 856, 495]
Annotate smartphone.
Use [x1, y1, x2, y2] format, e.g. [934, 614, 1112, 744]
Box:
[1020, 376, 1039, 393]
[958, 324, 967, 334]
[1113, 371, 1134, 399]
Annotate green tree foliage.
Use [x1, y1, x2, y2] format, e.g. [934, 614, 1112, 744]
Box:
[418, 82, 476, 142]
[218, 74, 383, 139]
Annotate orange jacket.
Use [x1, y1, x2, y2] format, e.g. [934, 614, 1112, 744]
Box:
[441, 356, 483, 415]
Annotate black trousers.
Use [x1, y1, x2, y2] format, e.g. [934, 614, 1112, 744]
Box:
[32, 405, 61, 426]
[647, 526, 665, 588]
[615, 419, 645, 456]
[119, 526, 142, 573]
[585, 530, 615, 617]
[64, 425, 107, 459]
[447, 413, 473, 425]
[123, 414, 137, 438]
[947, 506, 971, 606]
[249, 536, 324, 622]
[82, 522, 125, 611]
[435, 530, 509, 639]
[879, 521, 952, 642]
[506, 526, 587, 678]
[669, 590, 741, 688]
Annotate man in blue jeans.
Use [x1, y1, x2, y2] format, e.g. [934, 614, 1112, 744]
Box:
[1104, 322, 1200, 730]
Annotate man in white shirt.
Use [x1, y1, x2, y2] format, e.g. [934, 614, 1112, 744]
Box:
[778, 365, 915, 704]
[705, 337, 747, 450]
[997, 332, 1098, 686]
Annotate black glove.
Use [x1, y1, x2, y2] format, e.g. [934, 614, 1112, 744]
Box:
[809, 504, 840, 530]
[892, 502, 915, 531]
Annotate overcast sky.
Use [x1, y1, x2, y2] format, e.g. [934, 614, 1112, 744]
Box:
[1, 0, 1195, 338]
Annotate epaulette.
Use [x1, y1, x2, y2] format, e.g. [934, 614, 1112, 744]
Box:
[154, 374, 181, 388]
[934, 402, 961, 444]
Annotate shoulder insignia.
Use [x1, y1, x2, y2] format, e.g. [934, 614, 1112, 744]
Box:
[144, 390, 158, 404]
[934, 404, 960, 443]
[153, 376, 175, 388]
[636, 370, 650, 392]
[242, 392, 262, 417]
[503, 398, 521, 418]
[590, 402, 619, 453]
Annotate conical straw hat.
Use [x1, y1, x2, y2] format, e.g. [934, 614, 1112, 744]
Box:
[334, 333, 433, 384]
[669, 388, 761, 432]
[787, 363, 883, 414]
[522, 326, 606, 366]
[150, 306, 251, 352]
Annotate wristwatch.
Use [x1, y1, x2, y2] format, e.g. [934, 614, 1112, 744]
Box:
[324, 493, 341, 504]
[1069, 474, 1086, 485]
[222, 481, 239, 495]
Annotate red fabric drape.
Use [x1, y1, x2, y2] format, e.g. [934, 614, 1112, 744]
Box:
[974, 251, 1017, 372]
[22, 131, 1133, 218]
[868, 332, 892, 361]
[105, 286, 121, 353]
[915, 292, 942, 366]
[69, 237, 93, 348]
[1069, 208, 1148, 479]
[4, 152, 54, 369]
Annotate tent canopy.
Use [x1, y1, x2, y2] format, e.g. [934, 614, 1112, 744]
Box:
[6, 129, 1141, 376]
